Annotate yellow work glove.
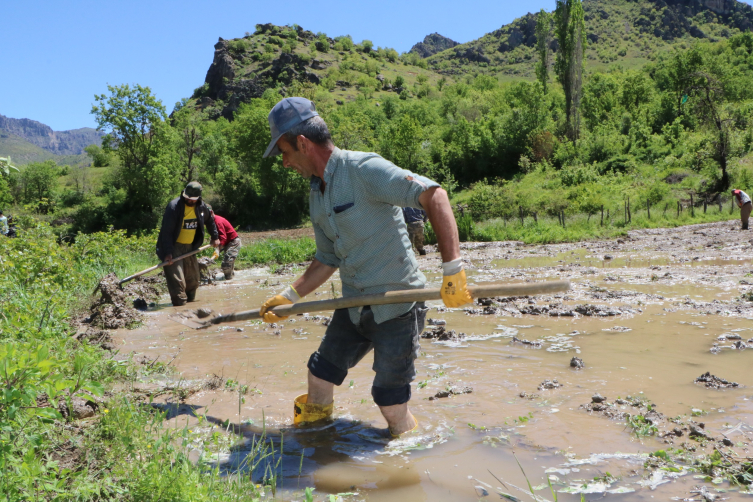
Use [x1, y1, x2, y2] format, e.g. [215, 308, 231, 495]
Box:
[440, 259, 473, 308]
[260, 286, 300, 323]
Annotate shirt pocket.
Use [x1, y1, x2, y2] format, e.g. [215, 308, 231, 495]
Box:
[333, 202, 354, 214]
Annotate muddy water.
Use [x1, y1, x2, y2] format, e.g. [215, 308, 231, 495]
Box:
[118, 221, 753, 501]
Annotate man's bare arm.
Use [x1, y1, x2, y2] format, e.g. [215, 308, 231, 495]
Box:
[291, 258, 337, 297]
[419, 187, 460, 262]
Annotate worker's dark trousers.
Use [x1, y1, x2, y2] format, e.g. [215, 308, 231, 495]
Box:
[742, 202, 752, 230]
[164, 242, 200, 306]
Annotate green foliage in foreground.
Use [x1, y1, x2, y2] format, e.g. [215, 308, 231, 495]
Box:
[0, 224, 278, 500]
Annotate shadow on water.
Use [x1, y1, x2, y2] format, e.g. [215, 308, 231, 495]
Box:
[199, 414, 399, 486]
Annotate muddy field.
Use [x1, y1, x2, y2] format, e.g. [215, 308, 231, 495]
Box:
[114, 220, 753, 501]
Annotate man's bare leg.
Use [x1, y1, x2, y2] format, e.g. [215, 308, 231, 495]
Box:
[307, 370, 334, 404]
[379, 403, 416, 436]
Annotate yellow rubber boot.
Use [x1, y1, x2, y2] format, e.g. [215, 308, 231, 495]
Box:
[293, 394, 334, 425]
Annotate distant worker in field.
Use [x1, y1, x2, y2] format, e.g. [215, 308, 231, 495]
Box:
[156, 182, 219, 306]
[402, 207, 428, 256]
[0, 210, 8, 236]
[258, 97, 472, 437]
[209, 208, 242, 280]
[732, 189, 752, 230]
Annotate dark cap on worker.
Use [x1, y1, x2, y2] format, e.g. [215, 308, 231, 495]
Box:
[183, 181, 203, 200]
[263, 97, 319, 158]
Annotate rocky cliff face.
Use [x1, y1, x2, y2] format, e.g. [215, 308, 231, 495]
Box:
[410, 33, 459, 58]
[200, 24, 324, 120]
[0, 114, 103, 155]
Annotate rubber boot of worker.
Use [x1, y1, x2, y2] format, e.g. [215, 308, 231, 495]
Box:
[294, 394, 333, 425]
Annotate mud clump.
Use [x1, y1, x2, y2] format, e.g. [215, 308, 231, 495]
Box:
[429, 386, 473, 400]
[538, 379, 563, 390]
[88, 273, 163, 330]
[203, 373, 225, 390]
[694, 372, 740, 389]
[591, 393, 607, 403]
[37, 393, 99, 421]
[77, 328, 115, 351]
[570, 356, 584, 369]
[421, 326, 466, 341]
[196, 308, 213, 319]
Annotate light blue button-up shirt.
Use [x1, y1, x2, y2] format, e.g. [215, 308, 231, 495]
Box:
[310, 148, 440, 324]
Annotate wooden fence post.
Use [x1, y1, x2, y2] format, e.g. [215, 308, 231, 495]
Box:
[519, 206, 524, 225]
[677, 201, 680, 217]
[690, 194, 694, 217]
[703, 197, 707, 214]
[561, 210, 566, 228]
[533, 212, 538, 223]
[663, 203, 668, 217]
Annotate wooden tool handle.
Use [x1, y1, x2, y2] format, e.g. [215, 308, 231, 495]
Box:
[118, 245, 212, 286]
[210, 280, 570, 325]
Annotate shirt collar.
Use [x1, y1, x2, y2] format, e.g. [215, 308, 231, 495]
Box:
[322, 147, 341, 180]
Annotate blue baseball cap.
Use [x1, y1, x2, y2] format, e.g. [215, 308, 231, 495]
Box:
[263, 97, 319, 158]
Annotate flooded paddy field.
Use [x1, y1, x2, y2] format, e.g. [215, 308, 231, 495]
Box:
[116, 220, 753, 501]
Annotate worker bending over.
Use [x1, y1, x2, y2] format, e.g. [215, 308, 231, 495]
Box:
[258, 97, 472, 436]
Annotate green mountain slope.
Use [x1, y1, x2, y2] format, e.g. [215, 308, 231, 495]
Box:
[0, 130, 88, 166]
[188, 23, 444, 120]
[426, 0, 753, 79]
[184, 0, 753, 117]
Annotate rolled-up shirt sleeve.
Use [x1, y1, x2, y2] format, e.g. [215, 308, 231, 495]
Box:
[356, 155, 439, 209]
[313, 222, 340, 269]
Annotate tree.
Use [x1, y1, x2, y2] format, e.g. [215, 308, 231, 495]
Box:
[554, 0, 587, 141]
[19, 160, 58, 211]
[84, 145, 111, 167]
[380, 115, 423, 171]
[685, 72, 732, 190]
[91, 84, 179, 231]
[171, 107, 202, 183]
[536, 9, 552, 95]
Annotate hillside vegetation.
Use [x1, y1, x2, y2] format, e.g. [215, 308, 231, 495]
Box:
[428, 0, 753, 79]
[2, 0, 753, 241]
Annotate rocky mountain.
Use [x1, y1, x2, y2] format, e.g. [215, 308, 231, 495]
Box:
[0, 114, 103, 156]
[191, 23, 440, 120]
[409, 33, 459, 58]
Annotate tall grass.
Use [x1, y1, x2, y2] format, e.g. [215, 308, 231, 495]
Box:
[236, 237, 316, 266]
[0, 222, 280, 500]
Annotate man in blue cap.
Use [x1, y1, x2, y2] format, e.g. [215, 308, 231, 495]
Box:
[258, 97, 472, 436]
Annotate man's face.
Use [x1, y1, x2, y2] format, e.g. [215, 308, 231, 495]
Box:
[278, 136, 315, 178]
[184, 197, 197, 207]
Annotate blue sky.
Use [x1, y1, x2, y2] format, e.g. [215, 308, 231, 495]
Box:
[2, 0, 752, 131]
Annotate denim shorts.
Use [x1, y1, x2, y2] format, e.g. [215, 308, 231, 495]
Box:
[307, 302, 427, 406]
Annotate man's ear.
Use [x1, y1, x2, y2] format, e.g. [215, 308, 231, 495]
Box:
[297, 135, 308, 153]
